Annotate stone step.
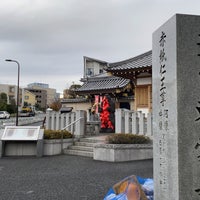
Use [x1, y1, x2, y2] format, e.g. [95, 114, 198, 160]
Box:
[79, 137, 107, 143]
[74, 141, 94, 147]
[69, 145, 93, 152]
[64, 135, 108, 158]
[79, 138, 99, 143]
[64, 149, 93, 158]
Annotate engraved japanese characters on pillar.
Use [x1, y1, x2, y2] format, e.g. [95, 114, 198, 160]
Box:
[197, 34, 200, 56]
[159, 31, 167, 106]
[194, 139, 200, 161]
[196, 35, 200, 122]
[195, 102, 200, 121]
[194, 34, 200, 196]
[157, 31, 169, 193]
[194, 137, 200, 195]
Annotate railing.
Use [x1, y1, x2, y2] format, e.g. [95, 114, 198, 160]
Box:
[46, 110, 86, 137]
[115, 109, 152, 138]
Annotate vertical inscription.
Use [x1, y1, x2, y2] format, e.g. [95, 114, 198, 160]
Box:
[194, 139, 200, 161]
[159, 32, 167, 107]
[195, 102, 200, 121]
[158, 31, 168, 193]
[194, 34, 200, 196]
[195, 189, 200, 196]
[197, 34, 200, 56]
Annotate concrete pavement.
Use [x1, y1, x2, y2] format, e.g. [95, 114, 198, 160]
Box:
[0, 155, 153, 200]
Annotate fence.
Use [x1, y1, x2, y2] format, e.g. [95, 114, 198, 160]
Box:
[115, 109, 152, 138]
[46, 110, 86, 137]
[45, 109, 152, 137]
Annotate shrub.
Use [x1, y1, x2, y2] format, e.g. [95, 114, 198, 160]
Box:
[44, 129, 73, 139]
[106, 133, 150, 144]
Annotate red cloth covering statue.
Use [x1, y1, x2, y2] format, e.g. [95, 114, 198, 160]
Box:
[99, 94, 115, 133]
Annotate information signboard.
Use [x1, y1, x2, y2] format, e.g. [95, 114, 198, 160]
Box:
[1, 126, 41, 141]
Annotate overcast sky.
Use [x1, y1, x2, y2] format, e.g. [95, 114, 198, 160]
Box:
[0, 0, 200, 93]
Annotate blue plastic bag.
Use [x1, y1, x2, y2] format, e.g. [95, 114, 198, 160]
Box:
[137, 177, 153, 200]
[104, 175, 153, 200]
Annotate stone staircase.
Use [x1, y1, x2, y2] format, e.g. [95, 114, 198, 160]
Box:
[63, 135, 108, 158]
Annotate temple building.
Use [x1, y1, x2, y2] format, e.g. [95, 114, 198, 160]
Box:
[62, 51, 152, 115]
[105, 50, 152, 113]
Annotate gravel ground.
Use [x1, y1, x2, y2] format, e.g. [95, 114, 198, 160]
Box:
[0, 155, 153, 200]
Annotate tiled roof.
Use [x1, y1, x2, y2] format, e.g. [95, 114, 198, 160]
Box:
[80, 72, 110, 82]
[106, 50, 152, 71]
[59, 107, 73, 113]
[75, 76, 130, 93]
[61, 98, 89, 103]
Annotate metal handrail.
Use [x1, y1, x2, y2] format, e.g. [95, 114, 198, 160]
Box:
[61, 117, 84, 153]
[62, 117, 84, 130]
[61, 117, 84, 130]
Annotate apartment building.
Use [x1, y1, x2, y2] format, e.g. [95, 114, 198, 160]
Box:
[0, 84, 22, 106]
[27, 82, 57, 106]
[25, 88, 47, 110]
[22, 90, 37, 106]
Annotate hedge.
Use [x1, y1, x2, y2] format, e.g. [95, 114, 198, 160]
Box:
[106, 133, 150, 144]
[44, 129, 73, 139]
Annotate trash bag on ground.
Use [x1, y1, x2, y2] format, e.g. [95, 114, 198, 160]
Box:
[137, 176, 153, 200]
[104, 175, 153, 200]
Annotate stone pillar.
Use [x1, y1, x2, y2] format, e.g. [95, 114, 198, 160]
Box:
[65, 113, 70, 131]
[55, 112, 60, 130]
[153, 14, 200, 200]
[124, 110, 131, 133]
[75, 110, 86, 138]
[138, 112, 145, 135]
[131, 112, 138, 134]
[51, 112, 56, 130]
[60, 113, 65, 130]
[36, 129, 44, 157]
[45, 110, 51, 130]
[146, 113, 152, 137]
[115, 109, 125, 133]
[70, 112, 75, 134]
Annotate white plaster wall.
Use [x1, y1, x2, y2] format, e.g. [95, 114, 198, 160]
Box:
[62, 102, 91, 112]
[137, 77, 152, 85]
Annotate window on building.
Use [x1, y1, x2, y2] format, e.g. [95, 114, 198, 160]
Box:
[86, 68, 94, 76]
[99, 69, 104, 74]
[25, 96, 29, 100]
[9, 95, 14, 102]
[9, 86, 15, 93]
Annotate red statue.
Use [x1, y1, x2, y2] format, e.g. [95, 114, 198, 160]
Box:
[99, 94, 115, 133]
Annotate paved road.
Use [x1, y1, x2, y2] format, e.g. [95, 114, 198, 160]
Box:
[0, 155, 153, 200]
[0, 114, 45, 129]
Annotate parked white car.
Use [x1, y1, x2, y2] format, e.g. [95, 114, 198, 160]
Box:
[0, 111, 10, 119]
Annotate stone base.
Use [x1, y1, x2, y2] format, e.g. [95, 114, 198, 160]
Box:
[86, 121, 100, 135]
[93, 143, 153, 162]
[3, 141, 39, 156]
[43, 139, 73, 156]
[0, 139, 74, 157]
